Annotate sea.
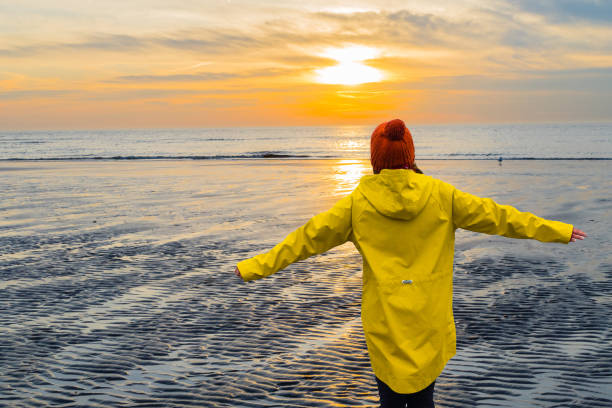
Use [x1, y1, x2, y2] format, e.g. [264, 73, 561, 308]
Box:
[1, 123, 611, 407]
[1, 122, 611, 161]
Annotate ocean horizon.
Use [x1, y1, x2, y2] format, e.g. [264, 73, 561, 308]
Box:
[1, 123, 611, 161]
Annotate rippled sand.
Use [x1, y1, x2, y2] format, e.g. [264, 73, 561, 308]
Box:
[1, 159, 610, 407]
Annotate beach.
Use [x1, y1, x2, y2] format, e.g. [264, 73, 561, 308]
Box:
[1, 158, 610, 407]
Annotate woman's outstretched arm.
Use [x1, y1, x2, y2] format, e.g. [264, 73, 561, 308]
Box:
[234, 193, 354, 282]
[451, 187, 586, 244]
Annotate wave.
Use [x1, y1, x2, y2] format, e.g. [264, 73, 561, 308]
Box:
[0, 151, 317, 161]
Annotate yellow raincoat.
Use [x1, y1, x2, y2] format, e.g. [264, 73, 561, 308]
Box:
[237, 169, 573, 393]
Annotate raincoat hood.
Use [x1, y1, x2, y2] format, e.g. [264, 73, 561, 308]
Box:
[357, 169, 434, 221]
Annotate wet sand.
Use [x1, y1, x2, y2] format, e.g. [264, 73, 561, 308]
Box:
[1, 159, 610, 407]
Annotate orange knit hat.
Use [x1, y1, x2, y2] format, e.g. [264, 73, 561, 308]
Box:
[370, 119, 415, 174]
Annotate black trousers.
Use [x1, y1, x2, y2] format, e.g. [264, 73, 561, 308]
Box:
[375, 376, 436, 408]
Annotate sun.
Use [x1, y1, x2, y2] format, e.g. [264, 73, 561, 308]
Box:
[316, 62, 383, 86]
[315, 46, 384, 85]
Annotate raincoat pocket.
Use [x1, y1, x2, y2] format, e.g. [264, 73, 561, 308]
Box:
[362, 271, 453, 338]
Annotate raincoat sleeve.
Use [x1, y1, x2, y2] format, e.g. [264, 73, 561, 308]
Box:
[237, 193, 354, 281]
[451, 187, 573, 244]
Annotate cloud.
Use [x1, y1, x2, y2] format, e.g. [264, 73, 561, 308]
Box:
[310, 9, 474, 48]
[1, 6, 609, 64]
[512, 0, 612, 24]
[107, 73, 238, 83]
[2, 4, 611, 105]
[0, 29, 266, 58]
[0, 83, 320, 102]
[155, 31, 265, 53]
[0, 89, 77, 100]
[105, 68, 303, 83]
[499, 28, 546, 49]
[0, 9, 486, 59]
[394, 67, 612, 92]
[0, 34, 148, 57]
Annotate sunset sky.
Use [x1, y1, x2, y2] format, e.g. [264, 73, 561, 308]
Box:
[1, 0, 611, 130]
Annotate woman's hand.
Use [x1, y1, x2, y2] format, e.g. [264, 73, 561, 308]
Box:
[234, 267, 243, 280]
[570, 228, 587, 242]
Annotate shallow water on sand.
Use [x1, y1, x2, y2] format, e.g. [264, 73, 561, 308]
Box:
[1, 159, 610, 407]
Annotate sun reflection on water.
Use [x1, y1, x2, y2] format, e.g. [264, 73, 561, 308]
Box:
[332, 160, 371, 195]
[336, 139, 367, 153]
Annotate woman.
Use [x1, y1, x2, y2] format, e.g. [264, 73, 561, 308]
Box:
[234, 119, 587, 408]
